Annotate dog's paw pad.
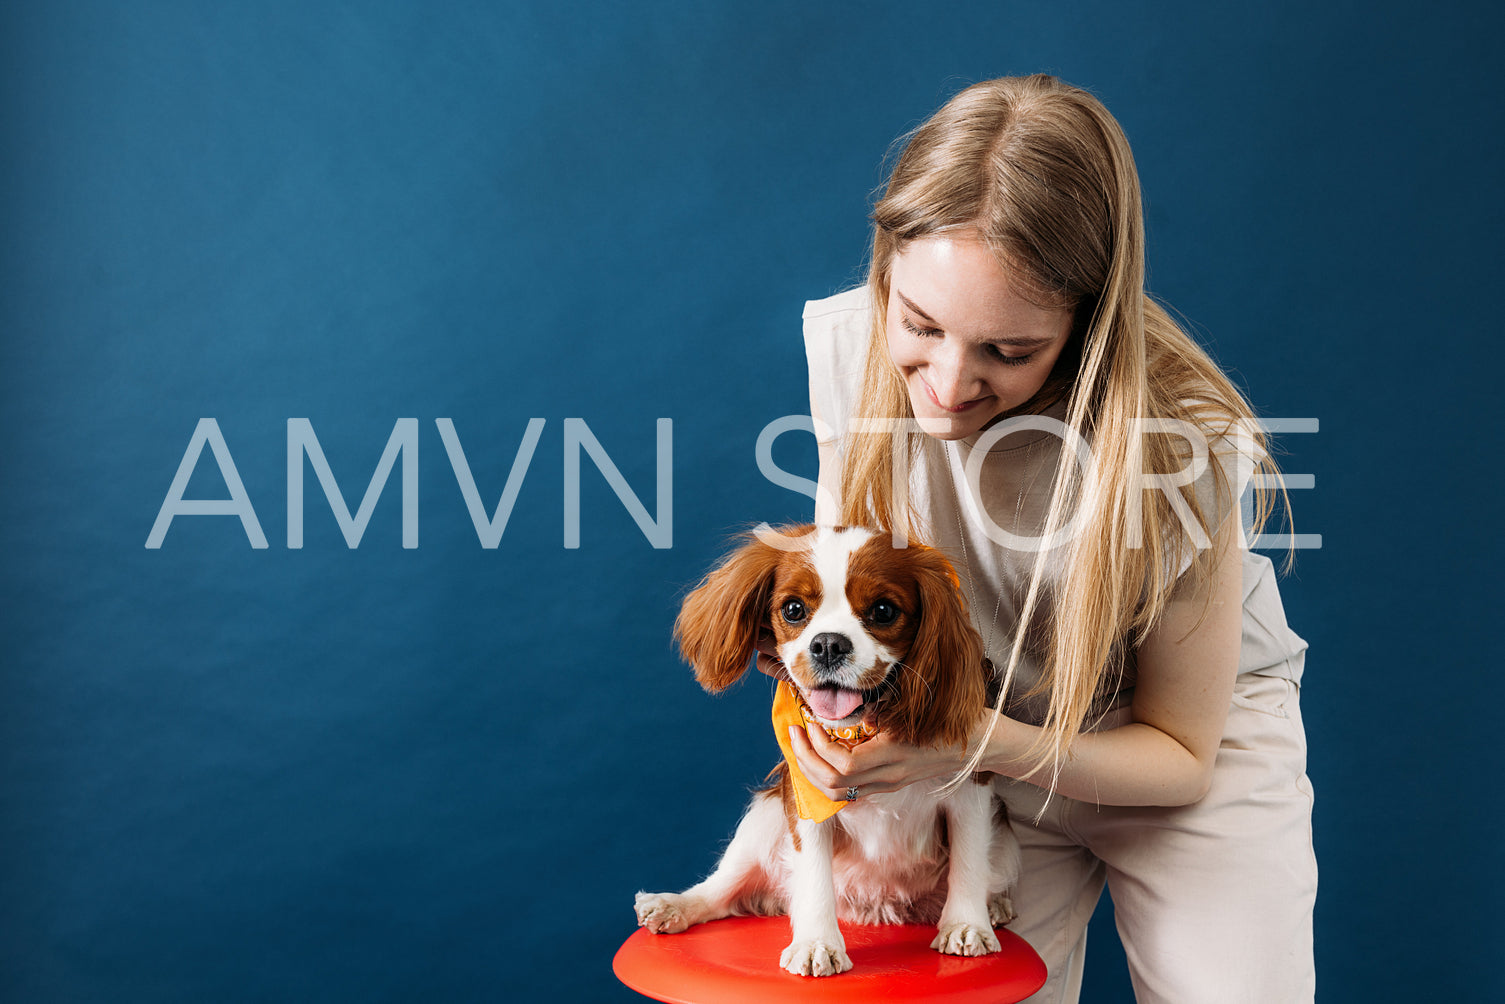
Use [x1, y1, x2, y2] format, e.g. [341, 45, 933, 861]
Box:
[633, 892, 690, 934]
[780, 938, 853, 977]
[988, 892, 1017, 926]
[931, 921, 1002, 957]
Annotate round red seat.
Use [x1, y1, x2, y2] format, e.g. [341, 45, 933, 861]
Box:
[613, 916, 1046, 1003]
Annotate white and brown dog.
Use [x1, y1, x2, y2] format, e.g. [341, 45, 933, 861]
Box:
[634, 524, 1019, 977]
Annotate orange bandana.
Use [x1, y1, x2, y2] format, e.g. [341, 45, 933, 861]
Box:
[771, 681, 880, 822]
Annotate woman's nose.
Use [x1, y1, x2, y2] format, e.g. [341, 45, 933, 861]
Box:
[926, 346, 980, 409]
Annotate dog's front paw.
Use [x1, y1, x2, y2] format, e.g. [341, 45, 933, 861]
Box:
[634, 892, 692, 934]
[780, 938, 853, 977]
[931, 921, 1002, 957]
[988, 891, 1017, 926]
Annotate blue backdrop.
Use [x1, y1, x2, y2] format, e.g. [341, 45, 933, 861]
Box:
[3, 2, 1500, 1001]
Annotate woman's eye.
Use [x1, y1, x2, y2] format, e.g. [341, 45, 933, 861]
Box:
[906, 315, 1033, 367]
[987, 344, 1035, 367]
[869, 601, 898, 625]
[780, 599, 806, 623]
[901, 316, 940, 338]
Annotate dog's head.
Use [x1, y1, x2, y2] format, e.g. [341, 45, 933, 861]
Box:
[673, 524, 987, 747]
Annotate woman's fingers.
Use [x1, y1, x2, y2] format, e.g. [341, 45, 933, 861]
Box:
[754, 629, 789, 681]
[787, 722, 898, 795]
[788, 720, 970, 798]
[755, 652, 789, 681]
[787, 721, 841, 785]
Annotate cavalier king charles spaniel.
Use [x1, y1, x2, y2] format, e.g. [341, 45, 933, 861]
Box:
[634, 524, 1019, 977]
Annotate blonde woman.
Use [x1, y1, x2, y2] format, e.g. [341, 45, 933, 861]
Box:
[767, 76, 1316, 1002]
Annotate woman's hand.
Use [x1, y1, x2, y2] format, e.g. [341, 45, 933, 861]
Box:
[785, 718, 977, 800]
[754, 629, 790, 683]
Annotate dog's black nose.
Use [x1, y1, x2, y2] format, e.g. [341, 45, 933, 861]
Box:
[808, 632, 853, 671]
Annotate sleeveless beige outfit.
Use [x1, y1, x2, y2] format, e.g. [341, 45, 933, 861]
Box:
[804, 288, 1317, 1004]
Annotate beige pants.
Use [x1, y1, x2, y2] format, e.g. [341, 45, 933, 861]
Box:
[1000, 668, 1317, 1003]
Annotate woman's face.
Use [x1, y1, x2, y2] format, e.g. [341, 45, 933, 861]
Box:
[885, 234, 1074, 440]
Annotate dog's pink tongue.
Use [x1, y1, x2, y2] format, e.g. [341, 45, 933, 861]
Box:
[807, 686, 864, 721]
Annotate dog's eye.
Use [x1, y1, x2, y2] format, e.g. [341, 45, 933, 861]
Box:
[869, 600, 898, 625]
[780, 599, 806, 623]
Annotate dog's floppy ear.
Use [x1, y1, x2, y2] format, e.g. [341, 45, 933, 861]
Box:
[884, 547, 987, 747]
[674, 528, 809, 693]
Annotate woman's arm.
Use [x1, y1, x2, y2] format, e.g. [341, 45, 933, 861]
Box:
[994, 526, 1244, 805]
[787, 528, 1245, 808]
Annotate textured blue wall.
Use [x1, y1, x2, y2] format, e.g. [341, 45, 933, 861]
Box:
[2, 2, 1500, 1001]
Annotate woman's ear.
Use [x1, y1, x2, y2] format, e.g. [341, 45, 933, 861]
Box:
[673, 529, 808, 692]
[884, 549, 987, 747]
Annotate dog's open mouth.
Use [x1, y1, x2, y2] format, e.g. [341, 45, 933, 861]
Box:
[804, 684, 869, 724]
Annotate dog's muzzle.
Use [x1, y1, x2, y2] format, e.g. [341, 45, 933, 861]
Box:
[808, 632, 853, 675]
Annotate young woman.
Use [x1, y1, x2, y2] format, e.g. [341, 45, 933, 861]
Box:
[767, 75, 1316, 1002]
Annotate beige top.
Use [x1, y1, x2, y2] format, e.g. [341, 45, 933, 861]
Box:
[803, 287, 1307, 726]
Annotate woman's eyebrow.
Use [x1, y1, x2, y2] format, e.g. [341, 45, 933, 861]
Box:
[895, 291, 937, 323]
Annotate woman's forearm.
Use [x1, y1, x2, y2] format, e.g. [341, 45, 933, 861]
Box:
[983, 711, 1214, 807]
[983, 534, 1243, 808]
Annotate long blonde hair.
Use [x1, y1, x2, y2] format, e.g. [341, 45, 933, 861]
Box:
[838, 75, 1284, 783]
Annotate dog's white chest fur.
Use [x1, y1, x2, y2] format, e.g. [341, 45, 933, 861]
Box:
[813, 786, 960, 925]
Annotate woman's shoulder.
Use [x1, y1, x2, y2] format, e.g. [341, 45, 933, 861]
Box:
[802, 285, 870, 324]
[802, 287, 872, 358]
[1171, 393, 1267, 494]
[802, 287, 872, 438]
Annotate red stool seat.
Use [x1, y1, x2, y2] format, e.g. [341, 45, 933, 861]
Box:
[613, 916, 1046, 1003]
